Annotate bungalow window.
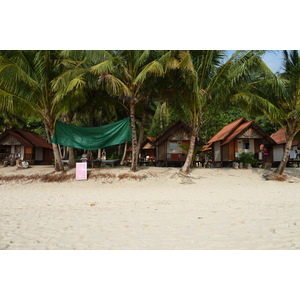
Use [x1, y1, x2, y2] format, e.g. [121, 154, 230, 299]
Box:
[170, 142, 179, 152]
[242, 141, 250, 150]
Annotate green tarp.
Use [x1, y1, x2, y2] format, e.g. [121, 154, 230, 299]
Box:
[51, 118, 132, 150]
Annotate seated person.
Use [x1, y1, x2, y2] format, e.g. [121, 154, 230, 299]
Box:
[81, 154, 88, 163]
[16, 156, 30, 169]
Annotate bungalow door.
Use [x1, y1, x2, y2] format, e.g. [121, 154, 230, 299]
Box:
[15, 145, 22, 157]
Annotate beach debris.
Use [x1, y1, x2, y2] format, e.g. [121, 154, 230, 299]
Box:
[89, 203, 96, 206]
[0, 172, 74, 183]
[263, 173, 289, 181]
[0, 171, 147, 183]
[170, 172, 196, 184]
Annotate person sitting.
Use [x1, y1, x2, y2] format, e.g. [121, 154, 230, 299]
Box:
[16, 156, 30, 169]
[81, 154, 88, 163]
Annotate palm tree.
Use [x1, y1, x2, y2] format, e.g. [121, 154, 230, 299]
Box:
[53, 51, 129, 166]
[90, 50, 168, 171]
[167, 50, 266, 174]
[232, 50, 300, 175]
[0, 50, 68, 171]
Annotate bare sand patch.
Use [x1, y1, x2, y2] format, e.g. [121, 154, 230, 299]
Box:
[1, 165, 300, 249]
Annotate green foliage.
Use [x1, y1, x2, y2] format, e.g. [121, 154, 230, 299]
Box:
[200, 107, 250, 142]
[254, 115, 280, 135]
[239, 152, 257, 165]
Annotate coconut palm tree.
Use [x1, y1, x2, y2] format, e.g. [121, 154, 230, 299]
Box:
[0, 50, 68, 171]
[167, 50, 266, 174]
[53, 51, 130, 166]
[89, 50, 170, 171]
[232, 50, 300, 175]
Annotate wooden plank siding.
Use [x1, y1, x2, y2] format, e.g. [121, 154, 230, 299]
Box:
[221, 144, 230, 161]
[229, 140, 235, 160]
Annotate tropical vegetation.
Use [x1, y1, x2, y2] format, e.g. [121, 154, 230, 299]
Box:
[0, 50, 298, 176]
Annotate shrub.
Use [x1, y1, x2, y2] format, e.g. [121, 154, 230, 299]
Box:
[239, 153, 257, 166]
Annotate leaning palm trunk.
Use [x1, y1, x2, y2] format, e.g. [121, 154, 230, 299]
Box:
[52, 143, 65, 171]
[274, 134, 294, 175]
[135, 105, 147, 166]
[120, 142, 128, 166]
[68, 147, 76, 168]
[43, 121, 51, 143]
[48, 120, 65, 172]
[130, 101, 138, 172]
[180, 130, 197, 174]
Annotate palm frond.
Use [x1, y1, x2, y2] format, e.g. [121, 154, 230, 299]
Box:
[90, 59, 115, 75]
[134, 60, 164, 86]
[98, 74, 131, 97]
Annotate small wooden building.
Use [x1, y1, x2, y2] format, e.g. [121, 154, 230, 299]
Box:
[205, 118, 276, 164]
[271, 128, 300, 162]
[155, 120, 205, 167]
[0, 128, 53, 164]
[139, 137, 157, 162]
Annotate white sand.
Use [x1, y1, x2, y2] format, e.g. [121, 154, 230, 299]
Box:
[1, 165, 300, 250]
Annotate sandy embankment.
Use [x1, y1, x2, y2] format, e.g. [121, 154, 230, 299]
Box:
[0, 165, 300, 250]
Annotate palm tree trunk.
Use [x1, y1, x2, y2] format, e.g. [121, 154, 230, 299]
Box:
[43, 121, 51, 143]
[130, 100, 138, 172]
[97, 149, 101, 160]
[120, 142, 128, 166]
[68, 147, 76, 168]
[52, 143, 64, 172]
[47, 118, 64, 172]
[274, 133, 294, 175]
[180, 122, 199, 175]
[135, 104, 146, 166]
[159, 103, 164, 130]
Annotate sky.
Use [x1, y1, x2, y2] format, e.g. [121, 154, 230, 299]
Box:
[226, 50, 283, 73]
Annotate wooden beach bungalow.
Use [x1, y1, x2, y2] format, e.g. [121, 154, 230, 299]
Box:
[155, 120, 205, 167]
[205, 118, 276, 165]
[270, 128, 300, 164]
[139, 137, 157, 163]
[0, 128, 53, 164]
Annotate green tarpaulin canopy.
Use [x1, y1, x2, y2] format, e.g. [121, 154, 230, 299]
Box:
[51, 118, 132, 150]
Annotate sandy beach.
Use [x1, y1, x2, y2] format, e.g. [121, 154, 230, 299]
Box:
[1, 165, 300, 250]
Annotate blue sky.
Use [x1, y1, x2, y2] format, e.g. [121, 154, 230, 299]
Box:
[226, 50, 283, 73]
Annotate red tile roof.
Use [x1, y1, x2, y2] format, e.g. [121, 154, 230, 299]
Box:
[202, 145, 212, 151]
[206, 118, 275, 149]
[221, 120, 253, 146]
[147, 137, 157, 143]
[208, 117, 245, 144]
[271, 128, 299, 146]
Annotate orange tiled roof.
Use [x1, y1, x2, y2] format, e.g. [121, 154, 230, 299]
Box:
[208, 117, 245, 144]
[271, 128, 299, 146]
[206, 118, 275, 148]
[202, 145, 212, 151]
[221, 120, 253, 146]
[147, 137, 157, 143]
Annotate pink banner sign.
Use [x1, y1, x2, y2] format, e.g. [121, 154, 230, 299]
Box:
[76, 162, 87, 180]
